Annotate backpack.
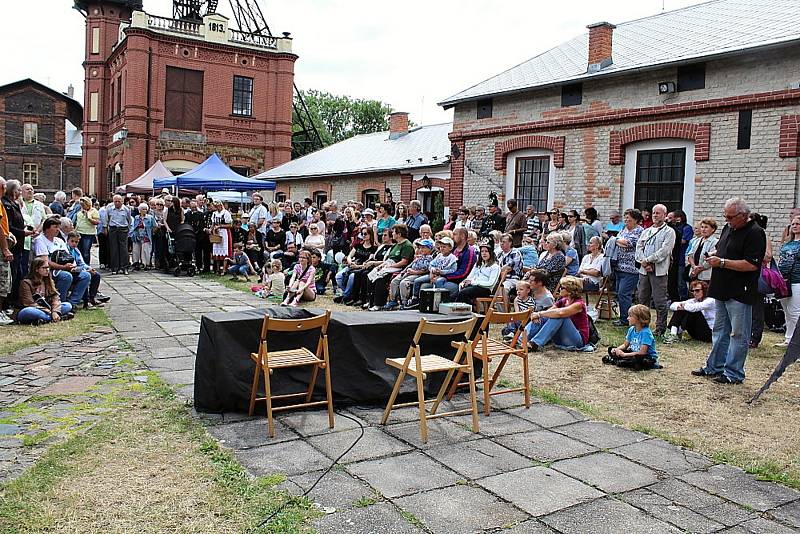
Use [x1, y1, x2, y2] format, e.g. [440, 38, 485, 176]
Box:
[587, 317, 601, 346]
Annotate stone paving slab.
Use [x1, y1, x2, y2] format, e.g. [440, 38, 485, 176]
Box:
[478, 466, 603, 517]
[551, 452, 662, 493]
[307, 427, 413, 464]
[717, 517, 799, 534]
[380, 418, 481, 449]
[155, 320, 200, 335]
[423, 438, 533, 480]
[207, 418, 297, 448]
[157, 369, 194, 386]
[347, 451, 462, 498]
[619, 488, 730, 533]
[314, 502, 425, 534]
[281, 410, 367, 437]
[612, 438, 713, 476]
[504, 403, 587, 428]
[148, 356, 195, 372]
[553, 420, 650, 449]
[647, 478, 758, 527]
[772, 500, 800, 529]
[453, 410, 541, 437]
[395, 484, 529, 533]
[278, 468, 377, 511]
[38, 376, 103, 396]
[680, 464, 800, 512]
[235, 439, 332, 476]
[540, 497, 683, 533]
[497, 429, 597, 463]
[500, 519, 559, 533]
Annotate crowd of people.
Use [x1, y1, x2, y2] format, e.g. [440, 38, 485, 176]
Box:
[1, 177, 796, 386]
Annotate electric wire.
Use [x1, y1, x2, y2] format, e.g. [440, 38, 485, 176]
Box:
[249, 408, 366, 533]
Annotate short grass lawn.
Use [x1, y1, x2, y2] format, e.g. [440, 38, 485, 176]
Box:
[0, 308, 112, 356]
[0, 372, 317, 533]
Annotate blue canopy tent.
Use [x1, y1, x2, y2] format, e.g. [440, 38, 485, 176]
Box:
[152, 153, 275, 191]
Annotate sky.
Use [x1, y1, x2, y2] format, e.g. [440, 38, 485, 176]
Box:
[2, 0, 705, 126]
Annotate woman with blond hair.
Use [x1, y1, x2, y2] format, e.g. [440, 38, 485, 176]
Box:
[74, 196, 100, 264]
[527, 275, 591, 350]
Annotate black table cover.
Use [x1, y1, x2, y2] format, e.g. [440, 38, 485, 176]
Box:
[193, 307, 483, 413]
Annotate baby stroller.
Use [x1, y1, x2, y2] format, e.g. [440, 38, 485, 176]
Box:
[167, 223, 197, 277]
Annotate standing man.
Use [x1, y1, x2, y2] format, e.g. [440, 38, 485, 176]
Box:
[106, 195, 132, 274]
[50, 191, 67, 216]
[635, 204, 675, 337]
[194, 194, 212, 273]
[480, 201, 505, 237]
[505, 199, 526, 247]
[249, 193, 268, 251]
[405, 200, 428, 241]
[66, 187, 83, 222]
[693, 198, 765, 384]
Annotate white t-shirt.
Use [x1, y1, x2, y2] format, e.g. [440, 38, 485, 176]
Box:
[579, 252, 605, 285]
[33, 234, 68, 258]
[249, 204, 269, 234]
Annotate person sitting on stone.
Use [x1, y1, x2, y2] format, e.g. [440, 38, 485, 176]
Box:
[65, 231, 107, 309]
[16, 257, 74, 324]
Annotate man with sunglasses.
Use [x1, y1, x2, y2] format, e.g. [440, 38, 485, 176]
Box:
[692, 197, 765, 385]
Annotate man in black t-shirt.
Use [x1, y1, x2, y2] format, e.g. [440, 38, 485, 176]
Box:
[693, 198, 766, 385]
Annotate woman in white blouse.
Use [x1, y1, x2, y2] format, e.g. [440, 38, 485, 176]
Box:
[304, 223, 326, 256]
[664, 279, 715, 343]
[577, 236, 605, 290]
[455, 239, 501, 304]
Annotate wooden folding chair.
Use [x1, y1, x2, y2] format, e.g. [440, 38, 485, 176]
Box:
[475, 272, 508, 313]
[248, 310, 333, 438]
[595, 276, 618, 321]
[381, 316, 479, 443]
[447, 308, 532, 415]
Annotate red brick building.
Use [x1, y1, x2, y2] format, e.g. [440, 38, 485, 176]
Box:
[0, 79, 83, 197]
[74, 0, 296, 199]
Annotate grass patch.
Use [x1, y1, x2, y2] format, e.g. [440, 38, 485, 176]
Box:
[353, 496, 378, 508]
[630, 424, 695, 449]
[0, 371, 318, 533]
[399, 510, 427, 530]
[529, 387, 601, 418]
[0, 307, 111, 356]
[199, 271, 256, 292]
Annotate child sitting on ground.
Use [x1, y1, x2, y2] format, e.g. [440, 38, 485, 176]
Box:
[225, 243, 254, 282]
[603, 304, 660, 370]
[254, 260, 286, 301]
[503, 280, 536, 338]
[384, 238, 434, 310]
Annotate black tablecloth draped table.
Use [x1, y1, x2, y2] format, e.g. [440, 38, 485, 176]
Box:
[193, 307, 483, 413]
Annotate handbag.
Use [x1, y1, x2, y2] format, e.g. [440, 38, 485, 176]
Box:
[209, 233, 223, 244]
[50, 249, 73, 266]
[761, 261, 791, 299]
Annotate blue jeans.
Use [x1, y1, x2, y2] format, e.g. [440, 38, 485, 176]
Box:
[704, 299, 752, 382]
[79, 234, 95, 265]
[412, 275, 432, 298]
[335, 267, 350, 293]
[433, 278, 460, 298]
[615, 270, 639, 325]
[67, 270, 91, 307]
[17, 302, 73, 324]
[227, 264, 249, 276]
[53, 270, 74, 303]
[530, 317, 584, 349]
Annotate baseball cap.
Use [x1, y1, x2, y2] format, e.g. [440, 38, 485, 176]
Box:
[437, 236, 455, 247]
[417, 238, 434, 249]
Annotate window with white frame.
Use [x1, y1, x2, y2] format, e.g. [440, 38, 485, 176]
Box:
[514, 156, 550, 213]
[22, 163, 38, 186]
[312, 190, 327, 209]
[362, 189, 380, 208]
[23, 122, 38, 144]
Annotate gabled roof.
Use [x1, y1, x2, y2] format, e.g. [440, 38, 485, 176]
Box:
[255, 123, 452, 181]
[0, 78, 83, 127]
[439, 0, 800, 107]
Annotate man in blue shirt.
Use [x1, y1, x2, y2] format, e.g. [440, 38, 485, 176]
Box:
[105, 195, 132, 274]
[66, 232, 108, 308]
[404, 200, 428, 241]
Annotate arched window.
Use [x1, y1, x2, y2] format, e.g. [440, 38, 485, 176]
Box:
[312, 190, 327, 209]
[362, 189, 380, 208]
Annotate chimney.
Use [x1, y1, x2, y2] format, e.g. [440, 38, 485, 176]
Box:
[66, 84, 74, 99]
[388, 111, 409, 140]
[586, 22, 615, 73]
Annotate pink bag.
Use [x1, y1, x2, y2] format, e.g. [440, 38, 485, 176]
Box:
[761, 264, 791, 299]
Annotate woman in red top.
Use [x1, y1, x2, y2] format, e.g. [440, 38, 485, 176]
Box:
[527, 276, 590, 350]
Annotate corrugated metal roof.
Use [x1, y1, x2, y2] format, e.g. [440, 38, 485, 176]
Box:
[65, 120, 82, 158]
[255, 122, 452, 180]
[439, 0, 800, 107]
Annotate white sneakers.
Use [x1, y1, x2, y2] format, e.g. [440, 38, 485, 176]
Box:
[0, 311, 14, 326]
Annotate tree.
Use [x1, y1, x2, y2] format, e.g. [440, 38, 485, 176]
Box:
[291, 90, 393, 158]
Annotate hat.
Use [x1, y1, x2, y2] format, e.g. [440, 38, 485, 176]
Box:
[161, 188, 170, 194]
[362, 208, 375, 216]
[417, 238, 435, 249]
[478, 236, 495, 250]
[437, 236, 455, 247]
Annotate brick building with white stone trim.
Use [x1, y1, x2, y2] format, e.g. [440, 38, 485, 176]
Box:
[440, 0, 800, 236]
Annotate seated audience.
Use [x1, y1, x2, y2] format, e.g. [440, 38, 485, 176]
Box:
[365, 224, 414, 310]
[310, 249, 336, 294]
[349, 230, 393, 307]
[335, 226, 378, 304]
[16, 258, 73, 324]
[33, 217, 90, 308]
[409, 236, 458, 307]
[264, 219, 286, 260]
[65, 232, 107, 309]
[385, 238, 434, 310]
[527, 276, 590, 351]
[577, 236, 605, 290]
[304, 223, 326, 256]
[518, 235, 539, 271]
[562, 231, 580, 276]
[664, 280, 715, 343]
[603, 304, 660, 370]
[282, 250, 316, 306]
[455, 238, 500, 305]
